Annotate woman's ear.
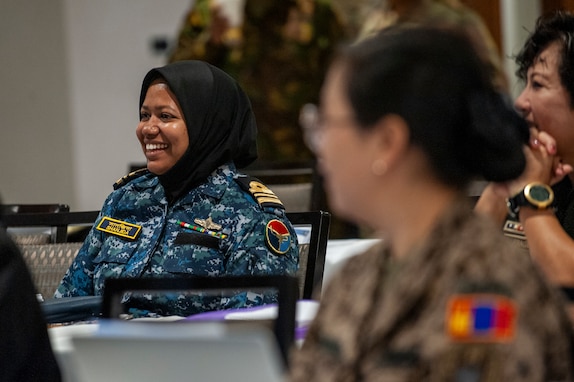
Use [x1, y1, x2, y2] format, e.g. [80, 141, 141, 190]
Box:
[371, 114, 410, 169]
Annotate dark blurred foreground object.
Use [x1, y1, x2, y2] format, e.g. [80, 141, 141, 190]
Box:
[41, 296, 103, 325]
[0, 226, 61, 381]
[103, 275, 298, 367]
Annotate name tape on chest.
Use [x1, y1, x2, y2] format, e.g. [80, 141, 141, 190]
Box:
[446, 294, 517, 343]
[96, 217, 142, 240]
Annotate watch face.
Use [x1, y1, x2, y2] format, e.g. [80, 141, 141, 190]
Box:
[524, 183, 554, 208]
[530, 186, 550, 201]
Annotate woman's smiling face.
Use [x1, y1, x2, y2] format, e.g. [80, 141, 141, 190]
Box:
[136, 79, 189, 175]
[514, 41, 574, 165]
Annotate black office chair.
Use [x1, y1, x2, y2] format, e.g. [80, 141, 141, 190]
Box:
[243, 160, 317, 212]
[287, 211, 331, 300]
[1, 204, 70, 244]
[102, 275, 298, 367]
[2, 210, 99, 243]
[1, 203, 70, 214]
[1, 210, 100, 298]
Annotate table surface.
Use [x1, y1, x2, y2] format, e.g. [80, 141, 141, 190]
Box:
[323, 238, 382, 288]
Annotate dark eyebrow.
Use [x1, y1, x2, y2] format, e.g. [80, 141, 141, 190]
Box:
[140, 104, 179, 113]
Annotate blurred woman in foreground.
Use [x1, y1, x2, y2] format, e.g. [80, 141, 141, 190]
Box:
[289, 27, 573, 381]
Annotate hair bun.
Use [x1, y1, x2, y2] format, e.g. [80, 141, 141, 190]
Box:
[461, 90, 528, 182]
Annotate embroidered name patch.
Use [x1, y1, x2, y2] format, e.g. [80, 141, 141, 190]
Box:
[265, 219, 291, 255]
[96, 217, 142, 240]
[446, 294, 517, 343]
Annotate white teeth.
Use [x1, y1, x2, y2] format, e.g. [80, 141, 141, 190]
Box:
[146, 143, 168, 151]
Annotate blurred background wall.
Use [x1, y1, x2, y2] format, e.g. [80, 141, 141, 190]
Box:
[1, 0, 190, 210]
[0, 0, 570, 211]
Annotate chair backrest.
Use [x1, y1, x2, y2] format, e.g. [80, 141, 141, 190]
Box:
[267, 183, 314, 213]
[1, 203, 70, 214]
[102, 275, 298, 366]
[19, 242, 84, 299]
[2, 204, 70, 244]
[243, 161, 316, 212]
[2, 210, 99, 243]
[287, 211, 331, 300]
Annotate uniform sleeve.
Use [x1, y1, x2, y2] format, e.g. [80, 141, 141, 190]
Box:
[54, 206, 107, 297]
[217, 208, 299, 310]
[224, 208, 298, 277]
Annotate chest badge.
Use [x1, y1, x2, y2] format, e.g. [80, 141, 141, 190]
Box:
[96, 217, 142, 240]
[194, 216, 222, 231]
[265, 219, 291, 255]
[176, 217, 227, 240]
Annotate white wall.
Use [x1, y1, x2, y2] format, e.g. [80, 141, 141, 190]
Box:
[500, 0, 542, 99]
[1, 0, 191, 210]
[1, 0, 75, 206]
[64, 0, 191, 210]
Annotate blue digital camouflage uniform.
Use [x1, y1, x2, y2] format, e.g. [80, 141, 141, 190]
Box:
[55, 163, 298, 316]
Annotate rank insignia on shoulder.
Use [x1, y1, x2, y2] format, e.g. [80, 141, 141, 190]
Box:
[503, 219, 526, 241]
[113, 168, 149, 190]
[265, 219, 291, 255]
[446, 294, 517, 343]
[236, 176, 284, 210]
[96, 217, 142, 240]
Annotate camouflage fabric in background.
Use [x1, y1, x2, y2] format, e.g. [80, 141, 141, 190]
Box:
[169, 0, 349, 163]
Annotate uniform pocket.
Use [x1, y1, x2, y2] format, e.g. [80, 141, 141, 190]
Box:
[162, 242, 223, 276]
[174, 231, 219, 249]
[93, 235, 138, 265]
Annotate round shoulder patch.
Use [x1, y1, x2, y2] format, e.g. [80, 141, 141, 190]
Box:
[265, 219, 292, 255]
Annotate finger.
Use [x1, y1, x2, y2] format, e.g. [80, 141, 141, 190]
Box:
[537, 130, 557, 155]
[557, 162, 574, 176]
[529, 128, 540, 148]
[550, 159, 573, 185]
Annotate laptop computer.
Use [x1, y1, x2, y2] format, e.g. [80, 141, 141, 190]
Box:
[69, 320, 286, 382]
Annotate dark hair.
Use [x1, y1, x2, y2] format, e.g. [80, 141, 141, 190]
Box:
[337, 26, 529, 188]
[515, 10, 574, 107]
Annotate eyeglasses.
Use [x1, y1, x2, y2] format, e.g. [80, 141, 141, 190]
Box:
[299, 103, 321, 153]
[299, 103, 358, 153]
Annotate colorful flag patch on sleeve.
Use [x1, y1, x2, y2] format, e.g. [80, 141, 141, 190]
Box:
[265, 219, 291, 255]
[446, 294, 517, 343]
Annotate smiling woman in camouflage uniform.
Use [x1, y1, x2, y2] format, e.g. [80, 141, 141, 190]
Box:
[55, 60, 298, 317]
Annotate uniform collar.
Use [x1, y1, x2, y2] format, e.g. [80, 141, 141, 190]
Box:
[179, 162, 237, 203]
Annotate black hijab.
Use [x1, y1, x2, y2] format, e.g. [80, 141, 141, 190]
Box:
[139, 60, 258, 202]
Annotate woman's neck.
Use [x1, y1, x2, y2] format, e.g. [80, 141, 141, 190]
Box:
[377, 181, 460, 260]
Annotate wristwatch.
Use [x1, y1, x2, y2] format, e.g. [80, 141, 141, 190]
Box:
[506, 182, 554, 218]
